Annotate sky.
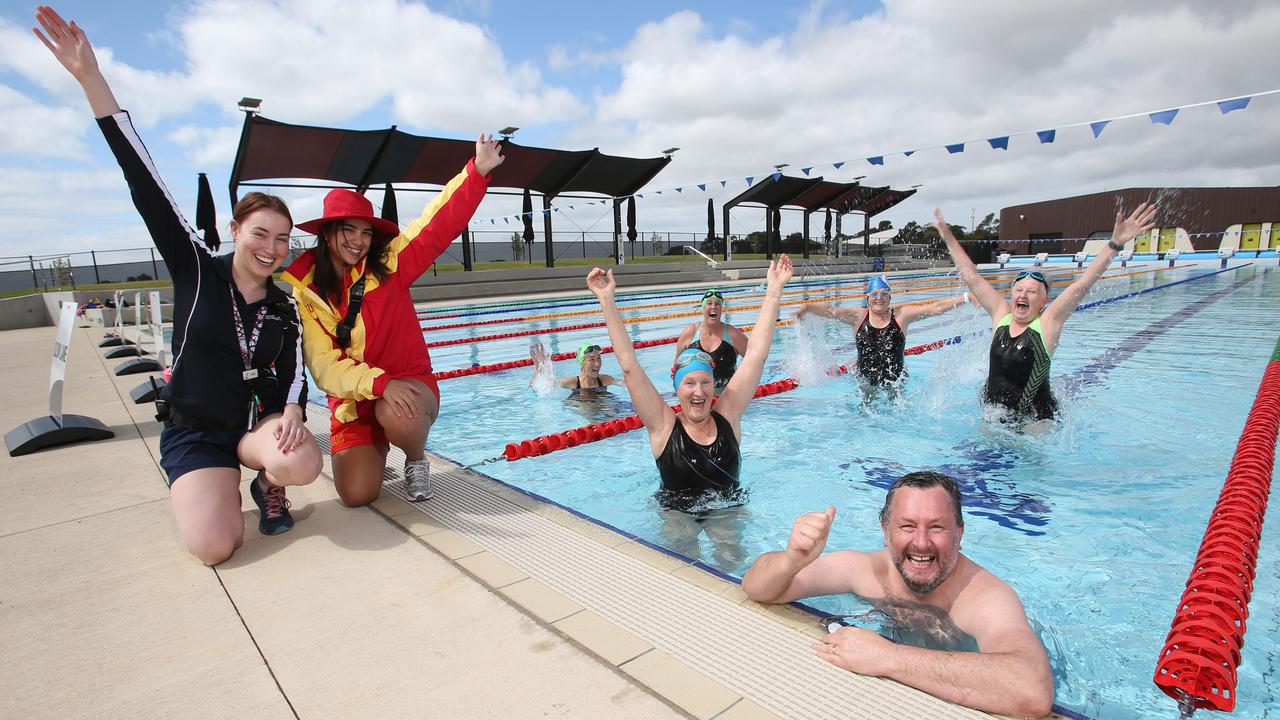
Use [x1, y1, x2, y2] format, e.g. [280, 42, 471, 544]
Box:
[0, 0, 1277, 263]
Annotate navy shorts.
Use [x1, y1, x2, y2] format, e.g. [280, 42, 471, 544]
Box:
[159, 423, 246, 487]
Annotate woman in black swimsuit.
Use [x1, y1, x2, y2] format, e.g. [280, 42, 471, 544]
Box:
[586, 256, 793, 569]
[529, 341, 621, 397]
[674, 289, 748, 392]
[796, 275, 969, 386]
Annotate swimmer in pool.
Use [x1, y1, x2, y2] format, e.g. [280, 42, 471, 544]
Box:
[674, 289, 748, 392]
[937, 204, 1156, 424]
[742, 471, 1054, 718]
[795, 275, 969, 386]
[529, 341, 621, 398]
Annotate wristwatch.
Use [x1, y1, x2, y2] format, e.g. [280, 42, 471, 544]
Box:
[1107, 239, 1125, 251]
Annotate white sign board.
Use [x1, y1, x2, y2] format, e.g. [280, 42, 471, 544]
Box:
[49, 301, 76, 422]
[149, 290, 165, 365]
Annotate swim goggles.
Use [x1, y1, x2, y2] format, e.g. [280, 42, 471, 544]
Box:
[673, 349, 715, 369]
[1014, 270, 1051, 291]
[867, 289, 891, 300]
[701, 289, 724, 301]
[576, 343, 602, 366]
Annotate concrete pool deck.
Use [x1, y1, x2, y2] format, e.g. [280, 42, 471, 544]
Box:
[0, 309, 1071, 718]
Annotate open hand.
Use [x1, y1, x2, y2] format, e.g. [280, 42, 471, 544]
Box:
[475, 133, 505, 177]
[815, 625, 894, 677]
[585, 267, 616, 300]
[1112, 202, 1158, 246]
[383, 378, 424, 419]
[34, 5, 99, 81]
[785, 506, 835, 568]
[766, 253, 793, 293]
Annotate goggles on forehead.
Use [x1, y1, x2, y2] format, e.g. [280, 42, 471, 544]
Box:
[1014, 270, 1051, 291]
[674, 350, 714, 369]
[576, 343, 602, 366]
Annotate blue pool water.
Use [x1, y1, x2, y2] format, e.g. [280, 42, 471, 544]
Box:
[355, 263, 1280, 719]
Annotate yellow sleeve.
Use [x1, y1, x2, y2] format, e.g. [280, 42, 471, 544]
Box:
[294, 288, 386, 401]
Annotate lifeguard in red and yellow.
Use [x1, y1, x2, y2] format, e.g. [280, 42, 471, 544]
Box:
[284, 136, 504, 506]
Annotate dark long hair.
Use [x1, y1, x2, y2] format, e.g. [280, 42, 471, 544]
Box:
[311, 221, 392, 308]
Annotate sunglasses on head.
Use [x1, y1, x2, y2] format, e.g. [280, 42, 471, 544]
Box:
[1014, 270, 1050, 290]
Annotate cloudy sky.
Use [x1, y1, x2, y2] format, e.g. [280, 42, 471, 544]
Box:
[0, 0, 1277, 263]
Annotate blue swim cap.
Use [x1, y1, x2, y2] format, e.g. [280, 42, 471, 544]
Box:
[672, 348, 715, 389]
[866, 275, 891, 294]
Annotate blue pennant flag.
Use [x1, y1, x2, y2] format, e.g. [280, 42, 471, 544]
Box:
[988, 136, 1009, 150]
[1218, 97, 1251, 114]
[503, 217, 509, 224]
[637, 194, 644, 199]
[746, 176, 754, 186]
[771, 172, 782, 181]
[946, 143, 965, 154]
[697, 183, 706, 191]
[675, 187, 683, 193]
[1090, 120, 1110, 138]
[904, 150, 915, 157]
[1149, 109, 1178, 125]
[867, 156, 885, 166]
[720, 180, 728, 188]
[801, 167, 812, 176]
[1037, 129, 1056, 144]
[490, 219, 494, 225]
[833, 161, 845, 169]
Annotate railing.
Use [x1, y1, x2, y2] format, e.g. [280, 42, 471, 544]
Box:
[681, 245, 719, 267]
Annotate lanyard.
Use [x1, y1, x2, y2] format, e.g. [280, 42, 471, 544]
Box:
[229, 287, 269, 427]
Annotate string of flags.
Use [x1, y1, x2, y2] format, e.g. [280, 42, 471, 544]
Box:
[469, 88, 1278, 228]
[967, 230, 1267, 246]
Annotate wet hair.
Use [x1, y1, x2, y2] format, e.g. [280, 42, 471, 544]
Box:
[312, 220, 392, 307]
[879, 471, 964, 528]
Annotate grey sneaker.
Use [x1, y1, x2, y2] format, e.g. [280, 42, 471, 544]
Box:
[404, 458, 433, 501]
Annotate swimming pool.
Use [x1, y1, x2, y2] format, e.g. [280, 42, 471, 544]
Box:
[356, 263, 1278, 719]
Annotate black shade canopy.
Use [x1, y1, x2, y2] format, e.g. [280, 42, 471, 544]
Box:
[229, 114, 671, 200]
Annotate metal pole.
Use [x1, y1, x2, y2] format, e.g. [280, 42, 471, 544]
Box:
[803, 213, 811, 259]
[28, 255, 37, 291]
[461, 227, 473, 271]
[542, 195, 555, 268]
[91, 250, 101, 284]
[581, 232, 586, 259]
[612, 198, 622, 266]
[150, 248, 159, 281]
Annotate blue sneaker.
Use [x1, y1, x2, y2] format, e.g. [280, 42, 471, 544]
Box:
[250, 472, 293, 536]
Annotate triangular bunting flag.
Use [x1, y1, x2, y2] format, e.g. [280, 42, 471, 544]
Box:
[697, 183, 707, 191]
[1090, 120, 1110, 138]
[1037, 129, 1056, 144]
[1149, 109, 1178, 125]
[867, 156, 884, 166]
[1218, 97, 1250, 114]
[720, 180, 728, 188]
[771, 172, 781, 181]
[833, 161, 845, 169]
[801, 167, 812, 176]
[904, 150, 915, 157]
[675, 187, 683, 193]
[988, 136, 1009, 150]
[946, 143, 965, 154]
[746, 176, 754, 186]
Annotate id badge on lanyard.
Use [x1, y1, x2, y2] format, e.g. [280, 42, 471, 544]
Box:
[229, 289, 268, 430]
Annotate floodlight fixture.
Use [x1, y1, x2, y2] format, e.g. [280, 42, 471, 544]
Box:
[662, 147, 680, 157]
[238, 97, 262, 114]
[499, 126, 519, 139]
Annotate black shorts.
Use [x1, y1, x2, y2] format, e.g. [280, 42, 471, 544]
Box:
[159, 423, 246, 487]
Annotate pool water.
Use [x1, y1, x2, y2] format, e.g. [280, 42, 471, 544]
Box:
[351, 263, 1280, 719]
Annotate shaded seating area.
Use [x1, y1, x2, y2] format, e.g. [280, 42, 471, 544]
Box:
[720, 174, 917, 260]
[227, 112, 671, 268]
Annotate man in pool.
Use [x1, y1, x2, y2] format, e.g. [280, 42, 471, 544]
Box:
[742, 471, 1054, 718]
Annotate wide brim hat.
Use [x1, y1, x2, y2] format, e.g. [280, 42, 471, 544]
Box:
[296, 189, 401, 240]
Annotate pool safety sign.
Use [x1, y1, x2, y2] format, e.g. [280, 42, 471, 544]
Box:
[48, 301, 76, 423]
[6, 301, 114, 456]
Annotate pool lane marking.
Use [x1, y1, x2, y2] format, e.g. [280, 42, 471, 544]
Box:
[425, 264, 1185, 350]
[415, 263, 1097, 320]
[419, 266, 1093, 331]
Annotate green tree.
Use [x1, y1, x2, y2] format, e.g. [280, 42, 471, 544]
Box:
[510, 232, 523, 261]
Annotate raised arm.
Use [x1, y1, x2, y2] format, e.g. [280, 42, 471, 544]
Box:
[586, 269, 675, 448]
[714, 254, 793, 424]
[895, 293, 969, 332]
[36, 6, 205, 272]
[1042, 202, 1157, 332]
[936, 209, 1007, 321]
[820, 582, 1054, 717]
[743, 507, 866, 603]
[34, 7, 119, 117]
[795, 302, 864, 327]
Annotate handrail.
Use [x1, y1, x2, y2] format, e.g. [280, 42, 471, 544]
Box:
[681, 245, 719, 267]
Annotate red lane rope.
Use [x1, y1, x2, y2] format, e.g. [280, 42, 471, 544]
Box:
[1153, 335, 1280, 714]
[494, 334, 962, 461]
[431, 335, 679, 381]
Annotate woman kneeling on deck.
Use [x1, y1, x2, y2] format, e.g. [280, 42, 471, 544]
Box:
[35, 6, 322, 565]
[283, 142, 504, 506]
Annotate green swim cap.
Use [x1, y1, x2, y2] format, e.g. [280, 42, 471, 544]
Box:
[577, 342, 602, 366]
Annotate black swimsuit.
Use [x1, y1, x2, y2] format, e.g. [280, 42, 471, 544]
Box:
[654, 411, 742, 512]
[691, 325, 739, 389]
[568, 376, 610, 399]
[855, 310, 906, 385]
[984, 314, 1058, 421]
